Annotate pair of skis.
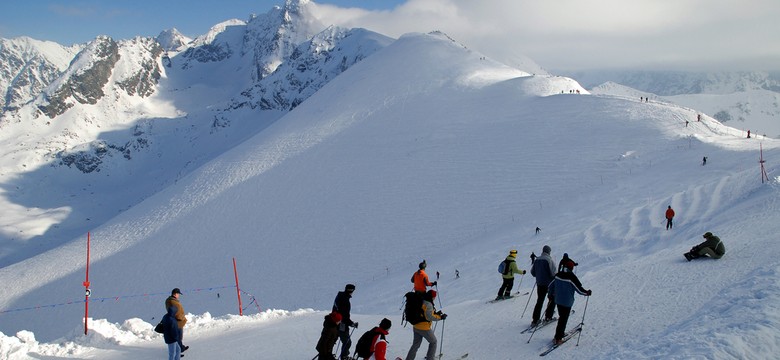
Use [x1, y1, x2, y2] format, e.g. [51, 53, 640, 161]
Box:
[520, 317, 557, 334]
[392, 354, 468, 360]
[538, 323, 583, 356]
[486, 291, 529, 303]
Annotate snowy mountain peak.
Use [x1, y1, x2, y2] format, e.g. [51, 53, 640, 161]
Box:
[156, 28, 192, 51]
[0, 37, 81, 112]
[38, 36, 120, 118]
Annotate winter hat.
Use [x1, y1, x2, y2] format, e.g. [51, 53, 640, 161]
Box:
[703, 232, 713, 238]
[330, 312, 342, 323]
[171, 288, 182, 295]
[345, 284, 356, 292]
[562, 259, 576, 271]
[427, 290, 437, 299]
[419, 260, 427, 269]
[509, 249, 518, 256]
[379, 318, 392, 330]
[542, 245, 551, 254]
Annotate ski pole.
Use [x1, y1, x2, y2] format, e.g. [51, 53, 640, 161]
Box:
[435, 273, 443, 309]
[334, 325, 356, 359]
[576, 295, 590, 346]
[526, 313, 542, 343]
[517, 273, 525, 291]
[438, 318, 446, 359]
[521, 281, 536, 318]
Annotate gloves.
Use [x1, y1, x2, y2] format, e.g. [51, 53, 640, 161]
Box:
[586, 290, 592, 296]
[351, 322, 359, 328]
[432, 281, 437, 286]
[440, 313, 448, 320]
[520, 270, 527, 275]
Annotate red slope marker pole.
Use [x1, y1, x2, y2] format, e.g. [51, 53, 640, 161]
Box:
[233, 257, 243, 316]
[83, 232, 91, 335]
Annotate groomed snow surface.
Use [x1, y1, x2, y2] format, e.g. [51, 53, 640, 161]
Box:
[1, 32, 780, 359]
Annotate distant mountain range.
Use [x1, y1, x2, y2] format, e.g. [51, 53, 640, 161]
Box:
[0, 0, 391, 266]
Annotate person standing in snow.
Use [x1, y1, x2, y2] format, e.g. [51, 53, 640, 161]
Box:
[548, 259, 591, 345]
[411, 260, 436, 294]
[358, 318, 392, 360]
[665, 206, 675, 230]
[684, 232, 726, 261]
[530, 245, 557, 325]
[162, 305, 182, 360]
[557, 253, 578, 272]
[496, 249, 527, 300]
[164, 288, 189, 353]
[332, 284, 358, 360]
[405, 290, 446, 360]
[316, 312, 342, 360]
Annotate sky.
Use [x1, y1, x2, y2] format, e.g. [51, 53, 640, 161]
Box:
[2, 0, 780, 72]
[0, 31, 779, 359]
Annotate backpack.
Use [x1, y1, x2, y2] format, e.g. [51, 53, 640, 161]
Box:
[154, 319, 164, 333]
[498, 259, 513, 275]
[403, 291, 425, 325]
[355, 329, 385, 359]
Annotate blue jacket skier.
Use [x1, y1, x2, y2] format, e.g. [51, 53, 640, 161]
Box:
[548, 258, 591, 345]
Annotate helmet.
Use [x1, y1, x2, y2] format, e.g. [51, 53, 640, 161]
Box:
[509, 249, 518, 256]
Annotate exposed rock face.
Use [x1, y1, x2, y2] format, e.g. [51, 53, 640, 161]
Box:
[38, 36, 120, 118]
[116, 38, 164, 97]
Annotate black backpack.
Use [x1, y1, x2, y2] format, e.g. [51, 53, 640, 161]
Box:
[403, 291, 425, 325]
[355, 329, 385, 359]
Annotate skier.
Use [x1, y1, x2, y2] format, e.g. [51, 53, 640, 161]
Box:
[702, 156, 707, 166]
[557, 253, 578, 272]
[530, 245, 556, 325]
[684, 232, 726, 261]
[332, 284, 359, 360]
[316, 312, 342, 360]
[355, 318, 392, 360]
[496, 249, 526, 300]
[665, 206, 675, 230]
[411, 260, 436, 293]
[405, 290, 447, 360]
[548, 258, 591, 345]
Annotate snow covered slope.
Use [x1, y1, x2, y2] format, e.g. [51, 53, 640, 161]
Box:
[0, 29, 778, 360]
[584, 71, 780, 138]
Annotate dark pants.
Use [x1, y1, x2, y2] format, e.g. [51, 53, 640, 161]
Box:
[554, 304, 573, 341]
[532, 285, 555, 322]
[666, 218, 673, 230]
[498, 277, 514, 297]
[337, 324, 351, 359]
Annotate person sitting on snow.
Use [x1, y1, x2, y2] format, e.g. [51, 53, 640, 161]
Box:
[684, 232, 726, 261]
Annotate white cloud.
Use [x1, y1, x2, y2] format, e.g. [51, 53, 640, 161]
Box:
[315, 0, 780, 71]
